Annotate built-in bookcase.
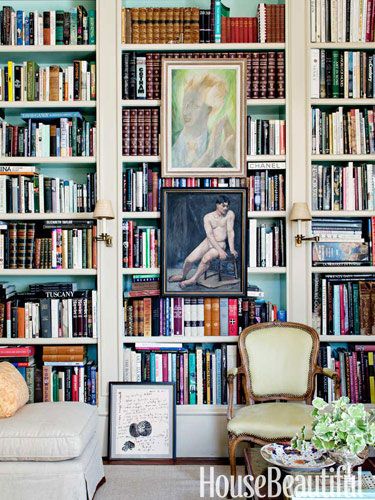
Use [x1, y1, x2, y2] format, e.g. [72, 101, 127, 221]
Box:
[0, 0, 99, 406]
[117, 0, 288, 456]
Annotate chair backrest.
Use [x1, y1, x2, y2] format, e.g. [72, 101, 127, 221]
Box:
[239, 322, 319, 404]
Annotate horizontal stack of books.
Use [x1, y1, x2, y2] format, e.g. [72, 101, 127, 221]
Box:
[0, 112, 96, 158]
[247, 117, 286, 155]
[0, 60, 96, 102]
[247, 170, 285, 211]
[311, 49, 375, 99]
[42, 346, 97, 404]
[122, 51, 285, 101]
[248, 219, 286, 267]
[310, 0, 375, 43]
[311, 217, 373, 267]
[0, 6, 96, 46]
[311, 107, 375, 155]
[123, 295, 286, 337]
[0, 220, 97, 270]
[0, 166, 97, 214]
[0, 345, 35, 401]
[122, 108, 159, 156]
[312, 272, 375, 336]
[123, 343, 243, 405]
[312, 163, 375, 211]
[317, 344, 375, 404]
[123, 274, 160, 298]
[122, 221, 159, 269]
[0, 282, 97, 339]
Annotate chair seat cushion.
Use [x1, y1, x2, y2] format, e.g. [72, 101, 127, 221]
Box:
[0, 402, 98, 461]
[227, 402, 313, 440]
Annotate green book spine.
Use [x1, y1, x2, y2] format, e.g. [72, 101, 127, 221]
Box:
[68, 229, 73, 268]
[25, 365, 35, 403]
[56, 11, 64, 45]
[53, 371, 59, 402]
[70, 9, 78, 45]
[353, 283, 360, 335]
[189, 352, 197, 404]
[332, 50, 340, 98]
[82, 228, 87, 269]
[26, 61, 35, 101]
[88, 10, 96, 44]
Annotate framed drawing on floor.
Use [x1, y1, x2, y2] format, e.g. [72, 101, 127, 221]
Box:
[161, 59, 246, 178]
[161, 188, 247, 297]
[108, 382, 176, 461]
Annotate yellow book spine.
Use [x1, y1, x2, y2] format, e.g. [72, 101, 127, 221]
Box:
[8, 61, 13, 102]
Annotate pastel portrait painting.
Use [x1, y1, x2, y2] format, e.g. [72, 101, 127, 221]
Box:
[161, 59, 246, 178]
[161, 188, 247, 297]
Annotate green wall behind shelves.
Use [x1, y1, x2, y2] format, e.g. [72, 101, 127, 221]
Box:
[0, 275, 96, 292]
[248, 273, 286, 310]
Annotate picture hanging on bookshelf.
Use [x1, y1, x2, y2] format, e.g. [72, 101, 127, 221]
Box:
[161, 188, 247, 297]
[108, 382, 175, 460]
[161, 59, 246, 178]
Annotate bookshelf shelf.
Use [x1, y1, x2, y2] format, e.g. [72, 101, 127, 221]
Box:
[123, 336, 239, 344]
[309, 42, 375, 49]
[0, 157, 97, 164]
[311, 211, 375, 217]
[122, 268, 159, 275]
[311, 155, 375, 161]
[310, 99, 375, 106]
[0, 338, 98, 345]
[0, 101, 96, 109]
[248, 267, 287, 274]
[311, 266, 375, 274]
[122, 156, 160, 163]
[176, 405, 243, 416]
[0, 269, 97, 276]
[0, 45, 96, 53]
[0, 213, 94, 220]
[122, 212, 160, 219]
[319, 336, 375, 343]
[248, 211, 286, 217]
[122, 99, 287, 107]
[247, 155, 286, 161]
[121, 211, 287, 219]
[121, 43, 286, 51]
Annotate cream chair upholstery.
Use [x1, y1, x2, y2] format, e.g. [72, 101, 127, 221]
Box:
[227, 322, 339, 479]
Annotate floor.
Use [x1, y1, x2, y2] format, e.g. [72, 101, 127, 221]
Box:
[95, 464, 247, 500]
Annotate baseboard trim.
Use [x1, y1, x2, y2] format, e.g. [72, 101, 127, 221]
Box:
[103, 457, 244, 465]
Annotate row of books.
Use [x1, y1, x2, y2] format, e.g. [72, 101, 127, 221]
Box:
[311, 163, 375, 211]
[311, 217, 374, 266]
[317, 345, 375, 404]
[123, 344, 241, 405]
[257, 3, 285, 44]
[122, 221, 159, 269]
[310, 0, 375, 43]
[0, 221, 97, 270]
[0, 61, 96, 102]
[248, 171, 285, 212]
[311, 49, 375, 99]
[0, 283, 97, 339]
[122, 108, 159, 157]
[0, 6, 96, 46]
[312, 273, 375, 336]
[247, 117, 286, 156]
[123, 295, 286, 337]
[311, 107, 375, 155]
[0, 168, 97, 214]
[0, 112, 96, 158]
[122, 51, 286, 101]
[248, 219, 286, 268]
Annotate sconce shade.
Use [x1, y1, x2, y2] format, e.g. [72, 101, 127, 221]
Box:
[289, 202, 311, 222]
[93, 199, 115, 220]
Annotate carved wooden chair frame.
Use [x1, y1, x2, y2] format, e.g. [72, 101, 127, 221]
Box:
[227, 321, 340, 479]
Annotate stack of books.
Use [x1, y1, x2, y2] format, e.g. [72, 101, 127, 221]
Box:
[248, 219, 286, 267]
[0, 60, 96, 102]
[0, 6, 96, 46]
[312, 163, 375, 211]
[0, 220, 97, 270]
[0, 166, 97, 214]
[0, 345, 35, 401]
[0, 112, 96, 158]
[0, 282, 98, 339]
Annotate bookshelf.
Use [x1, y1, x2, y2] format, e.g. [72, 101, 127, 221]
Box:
[117, 0, 289, 456]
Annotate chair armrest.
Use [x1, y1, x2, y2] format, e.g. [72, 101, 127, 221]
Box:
[314, 366, 341, 400]
[227, 366, 244, 421]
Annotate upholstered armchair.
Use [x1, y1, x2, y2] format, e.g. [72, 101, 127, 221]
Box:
[227, 322, 340, 479]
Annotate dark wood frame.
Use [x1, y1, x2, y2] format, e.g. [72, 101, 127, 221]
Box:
[227, 322, 340, 480]
[160, 187, 248, 297]
[108, 382, 176, 461]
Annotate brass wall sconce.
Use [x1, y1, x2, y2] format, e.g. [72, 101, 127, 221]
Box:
[289, 202, 319, 247]
[93, 199, 115, 247]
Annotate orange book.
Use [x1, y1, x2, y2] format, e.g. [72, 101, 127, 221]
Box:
[204, 298, 212, 336]
[211, 298, 220, 336]
[143, 297, 152, 337]
[133, 299, 139, 336]
[17, 306, 25, 338]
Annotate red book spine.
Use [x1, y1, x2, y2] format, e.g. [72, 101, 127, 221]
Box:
[129, 220, 134, 268]
[259, 52, 268, 99]
[146, 53, 153, 99]
[238, 17, 244, 43]
[228, 299, 238, 336]
[122, 108, 130, 156]
[72, 372, 79, 401]
[130, 109, 138, 156]
[153, 53, 161, 100]
[276, 52, 285, 99]
[372, 217, 375, 265]
[245, 52, 252, 99]
[355, 344, 375, 352]
[267, 52, 276, 99]
[280, 120, 286, 154]
[251, 52, 260, 99]
[339, 284, 345, 335]
[151, 109, 159, 156]
[352, 352, 359, 403]
[174, 297, 183, 335]
[0, 346, 35, 357]
[366, 0, 373, 42]
[137, 108, 145, 156]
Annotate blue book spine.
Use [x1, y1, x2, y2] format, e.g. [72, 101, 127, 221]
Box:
[214, 0, 222, 43]
[348, 51, 353, 97]
[203, 178, 210, 187]
[25, 15, 30, 45]
[16, 11, 23, 45]
[277, 310, 287, 322]
[333, 285, 341, 335]
[188, 352, 197, 404]
[165, 297, 170, 336]
[216, 348, 222, 404]
[150, 352, 156, 381]
[16, 366, 26, 378]
[219, 298, 228, 336]
[91, 366, 97, 405]
[171, 353, 176, 383]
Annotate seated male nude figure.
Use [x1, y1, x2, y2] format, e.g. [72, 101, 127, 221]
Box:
[169, 195, 238, 288]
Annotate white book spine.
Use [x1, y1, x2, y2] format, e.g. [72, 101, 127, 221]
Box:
[311, 49, 320, 98]
[51, 299, 59, 337]
[332, 0, 338, 41]
[311, 0, 316, 42]
[50, 11, 56, 46]
[197, 299, 204, 336]
[316, 0, 321, 42]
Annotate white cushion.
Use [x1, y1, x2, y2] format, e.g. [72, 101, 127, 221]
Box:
[0, 402, 98, 461]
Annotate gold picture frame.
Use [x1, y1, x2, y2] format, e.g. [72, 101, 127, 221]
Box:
[161, 59, 246, 178]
